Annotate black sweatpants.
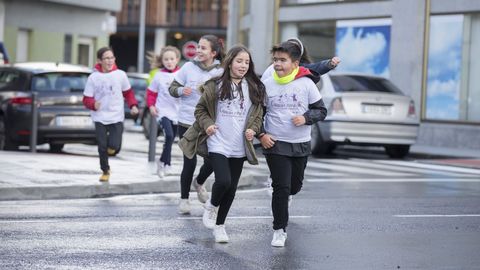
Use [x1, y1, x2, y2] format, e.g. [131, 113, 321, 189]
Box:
[94, 121, 123, 173]
[178, 125, 214, 199]
[209, 152, 245, 225]
[265, 154, 308, 230]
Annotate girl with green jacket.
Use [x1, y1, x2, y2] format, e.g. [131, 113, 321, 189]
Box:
[179, 45, 266, 243]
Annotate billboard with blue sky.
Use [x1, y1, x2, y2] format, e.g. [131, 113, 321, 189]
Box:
[335, 19, 391, 78]
[425, 15, 463, 120]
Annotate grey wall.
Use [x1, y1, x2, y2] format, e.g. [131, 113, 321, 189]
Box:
[5, 0, 114, 37]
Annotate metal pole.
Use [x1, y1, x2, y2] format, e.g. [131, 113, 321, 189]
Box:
[148, 113, 157, 162]
[137, 0, 146, 73]
[30, 92, 38, 153]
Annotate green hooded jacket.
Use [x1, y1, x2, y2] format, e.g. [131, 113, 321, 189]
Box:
[178, 79, 263, 165]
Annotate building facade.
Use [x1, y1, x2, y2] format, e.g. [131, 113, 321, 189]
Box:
[111, 0, 228, 72]
[0, 0, 120, 66]
[228, 0, 480, 151]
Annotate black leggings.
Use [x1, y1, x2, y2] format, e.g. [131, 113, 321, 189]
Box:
[178, 125, 214, 199]
[209, 152, 245, 225]
[94, 121, 123, 173]
[265, 154, 308, 230]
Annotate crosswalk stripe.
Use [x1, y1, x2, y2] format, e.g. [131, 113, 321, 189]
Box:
[307, 178, 480, 182]
[304, 161, 417, 176]
[372, 159, 480, 175]
[177, 215, 311, 220]
[317, 158, 478, 177]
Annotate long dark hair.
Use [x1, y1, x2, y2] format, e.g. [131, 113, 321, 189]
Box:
[287, 38, 312, 64]
[200, 35, 225, 62]
[216, 45, 265, 105]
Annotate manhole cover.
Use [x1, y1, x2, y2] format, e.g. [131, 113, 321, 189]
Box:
[42, 169, 98, 175]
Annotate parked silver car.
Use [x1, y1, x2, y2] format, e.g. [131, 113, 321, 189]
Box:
[311, 73, 419, 158]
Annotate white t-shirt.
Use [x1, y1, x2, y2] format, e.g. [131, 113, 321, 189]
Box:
[263, 76, 322, 143]
[174, 61, 223, 125]
[261, 64, 274, 82]
[83, 69, 131, 125]
[207, 80, 251, 158]
[148, 71, 179, 123]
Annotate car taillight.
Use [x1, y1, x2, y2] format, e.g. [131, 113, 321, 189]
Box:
[330, 98, 346, 115]
[10, 97, 33, 105]
[408, 100, 416, 118]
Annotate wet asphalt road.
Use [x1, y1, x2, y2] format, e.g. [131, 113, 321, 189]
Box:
[1, 177, 480, 269]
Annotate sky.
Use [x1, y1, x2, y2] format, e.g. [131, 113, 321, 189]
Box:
[425, 15, 463, 120]
[335, 19, 391, 78]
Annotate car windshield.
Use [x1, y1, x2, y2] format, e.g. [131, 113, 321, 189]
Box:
[31, 73, 88, 92]
[0, 70, 22, 90]
[128, 77, 148, 93]
[330, 75, 402, 94]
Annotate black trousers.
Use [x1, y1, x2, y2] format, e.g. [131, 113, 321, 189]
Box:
[178, 125, 214, 199]
[265, 154, 308, 230]
[94, 121, 123, 173]
[209, 152, 245, 225]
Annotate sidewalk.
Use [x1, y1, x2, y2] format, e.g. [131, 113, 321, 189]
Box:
[1, 123, 479, 201]
[0, 125, 260, 201]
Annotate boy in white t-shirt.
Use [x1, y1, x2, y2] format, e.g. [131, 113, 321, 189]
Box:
[83, 47, 138, 182]
[259, 41, 327, 247]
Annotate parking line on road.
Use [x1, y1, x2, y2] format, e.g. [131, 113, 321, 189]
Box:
[307, 178, 480, 182]
[177, 215, 311, 220]
[394, 214, 480, 218]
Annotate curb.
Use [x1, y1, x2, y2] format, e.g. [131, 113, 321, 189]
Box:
[0, 171, 257, 201]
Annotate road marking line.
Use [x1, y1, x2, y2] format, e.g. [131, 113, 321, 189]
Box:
[305, 161, 417, 177]
[394, 214, 480, 218]
[325, 158, 478, 177]
[307, 178, 480, 182]
[177, 215, 311, 220]
[373, 160, 480, 175]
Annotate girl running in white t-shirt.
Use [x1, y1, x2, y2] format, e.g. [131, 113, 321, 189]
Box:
[146, 46, 181, 178]
[169, 35, 224, 214]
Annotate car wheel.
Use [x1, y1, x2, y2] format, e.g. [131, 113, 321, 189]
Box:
[385, 145, 410, 158]
[0, 116, 18, 151]
[49, 143, 64, 153]
[310, 123, 335, 156]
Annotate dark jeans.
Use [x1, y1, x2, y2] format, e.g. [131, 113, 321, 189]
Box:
[178, 125, 214, 199]
[209, 152, 245, 225]
[265, 154, 308, 230]
[159, 117, 177, 165]
[94, 121, 124, 173]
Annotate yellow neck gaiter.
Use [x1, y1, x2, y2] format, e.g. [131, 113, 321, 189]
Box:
[273, 67, 299, 85]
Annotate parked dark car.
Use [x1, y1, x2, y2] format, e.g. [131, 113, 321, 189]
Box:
[0, 62, 96, 152]
[125, 72, 148, 122]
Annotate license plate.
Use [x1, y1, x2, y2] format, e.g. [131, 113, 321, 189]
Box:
[55, 116, 93, 127]
[361, 104, 392, 115]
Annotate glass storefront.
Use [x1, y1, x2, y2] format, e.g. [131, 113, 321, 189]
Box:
[426, 14, 480, 122]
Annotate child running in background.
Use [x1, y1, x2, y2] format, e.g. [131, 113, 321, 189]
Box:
[145, 46, 181, 178]
[83, 47, 138, 182]
[169, 35, 225, 214]
[260, 41, 327, 247]
[179, 45, 266, 243]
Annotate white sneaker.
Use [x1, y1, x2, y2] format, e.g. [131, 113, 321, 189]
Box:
[193, 178, 209, 203]
[202, 201, 217, 229]
[271, 229, 287, 247]
[157, 162, 165, 179]
[164, 164, 172, 176]
[178, 199, 191, 214]
[213, 224, 229, 243]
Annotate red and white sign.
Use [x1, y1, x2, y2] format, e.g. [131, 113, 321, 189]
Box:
[182, 41, 198, 60]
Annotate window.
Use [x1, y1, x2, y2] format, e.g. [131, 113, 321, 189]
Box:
[425, 14, 480, 122]
[31, 73, 88, 92]
[16, 29, 30, 62]
[330, 75, 401, 94]
[0, 70, 21, 90]
[77, 37, 94, 67]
